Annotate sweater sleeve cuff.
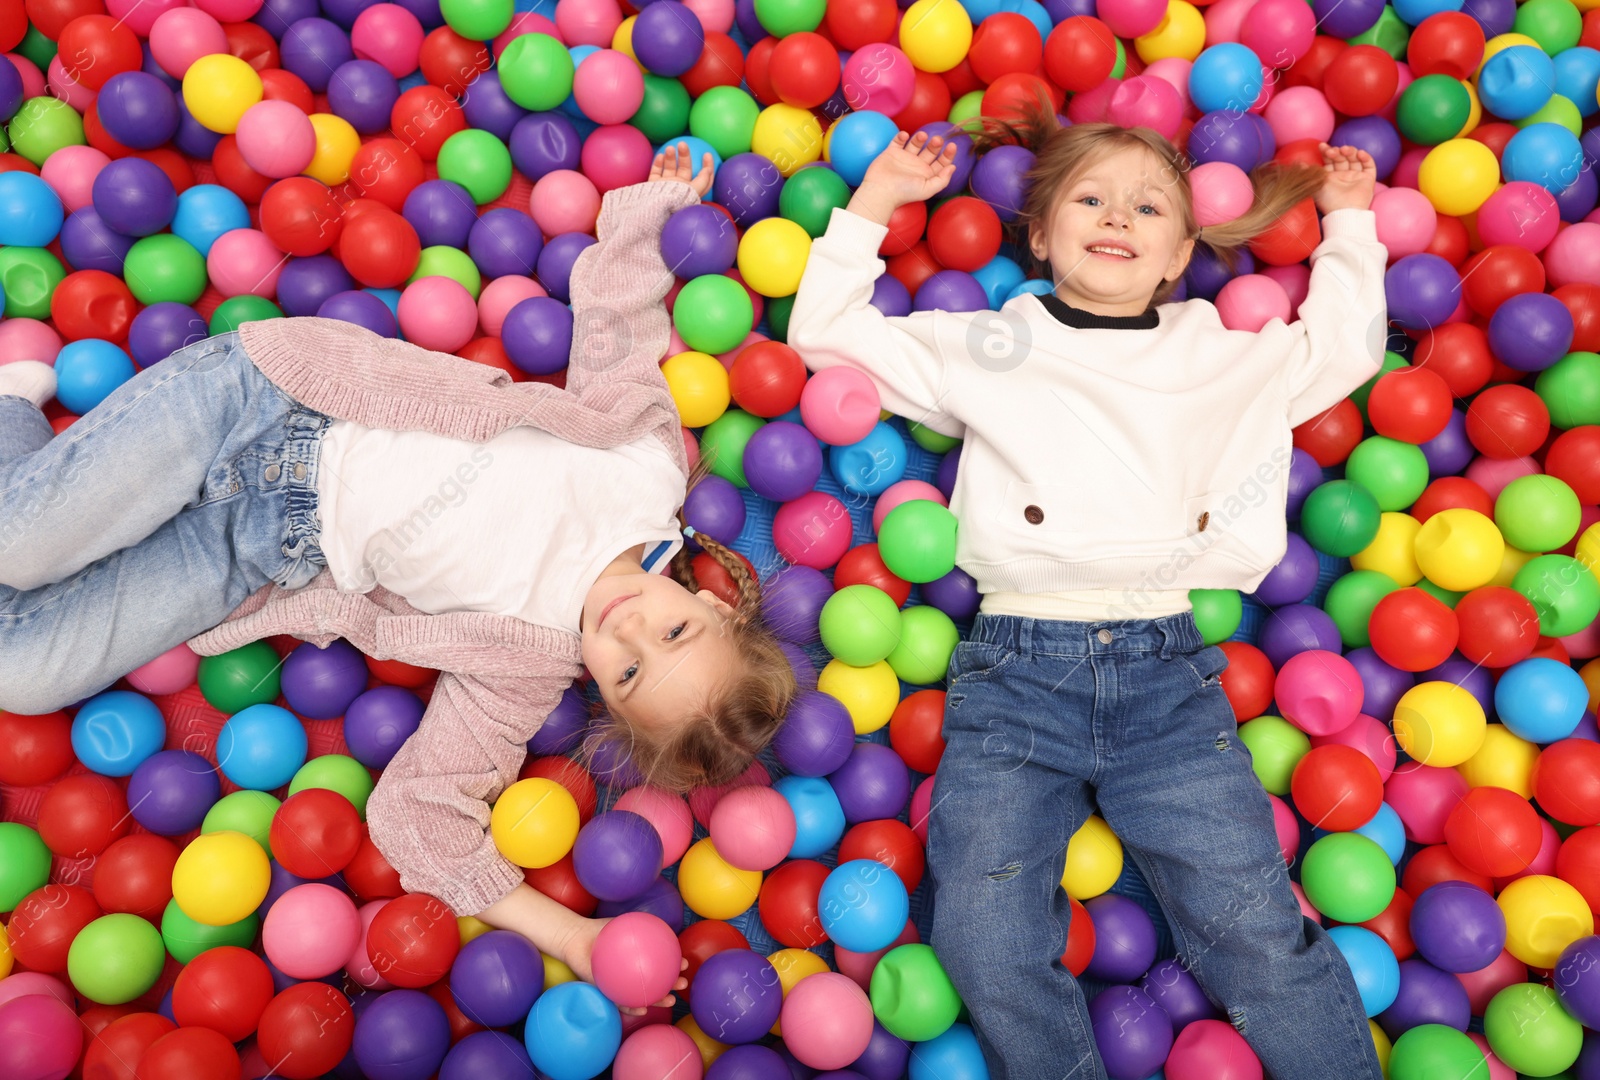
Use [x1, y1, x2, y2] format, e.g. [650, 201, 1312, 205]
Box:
[1320, 207, 1378, 243]
[603, 179, 701, 219]
[434, 855, 528, 918]
[825, 206, 892, 252]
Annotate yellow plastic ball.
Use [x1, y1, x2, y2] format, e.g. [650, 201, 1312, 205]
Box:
[678, 1015, 730, 1069]
[489, 778, 579, 868]
[899, 0, 974, 73]
[1582, 657, 1600, 714]
[171, 830, 272, 927]
[1498, 874, 1594, 968]
[1478, 32, 1545, 76]
[679, 837, 763, 920]
[1370, 1020, 1392, 1074]
[457, 915, 494, 946]
[182, 54, 263, 135]
[1458, 79, 1481, 138]
[1456, 723, 1538, 797]
[737, 217, 813, 298]
[543, 952, 577, 987]
[751, 104, 823, 177]
[1489, 542, 1537, 588]
[662, 350, 731, 427]
[305, 113, 361, 187]
[1417, 139, 1502, 216]
[1414, 508, 1506, 591]
[1060, 814, 1123, 900]
[1576, 522, 1600, 582]
[0, 922, 12, 980]
[768, 948, 830, 1034]
[1393, 680, 1487, 767]
[612, 15, 637, 61]
[1135, 0, 1205, 63]
[817, 660, 899, 734]
[1352, 512, 1423, 586]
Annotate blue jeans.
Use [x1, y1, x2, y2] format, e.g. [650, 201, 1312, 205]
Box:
[0, 333, 331, 715]
[927, 612, 1381, 1080]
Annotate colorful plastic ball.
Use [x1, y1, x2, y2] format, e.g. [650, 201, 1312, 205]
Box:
[1533, 738, 1600, 826]
[1328, 924, 1403, 1017]
[66, 689, 163, 777]
[261, 883, 360, 981]
[126, 748, 219, 835]
[773, 490, 854, 570]
[271, 788, 362, 880]
[1370, 588, 1460, 673]
[1273, 649, 1365, 737]
[486, 777, 579, 870]
[522, 981, 621, 1080]
[171, 945, 273, 1043]
[1443, 785, 1542, 878]
[181, 52, 264, 135]
[1301, 832, 1397, 923]
[817, 858, 910, 954]
[706, 785, 795, 874]
[234, 99, 316, 179]
[66, 912, 165, 1004]
[351, 987, 451, 1080]
[1293, 744, 1384, 831]
[1496, 657, 1588, 743]
[1189, 42, 1263, 114]
[1483, 982, 1582, 1075]
[1479, 44, 1555, 120]
[1513, 552, 1600, 636]
[170, 828, 270, 927]
[442, 929, 543, 1031]
[674, 275, 754, 357]
[1392, 679, 1487, 767]
[1497, 474, 1581, 554]
[1414, 508, 1505, 591]
[0, 992, 81, 1080]
[90, 157, 176, 239]
[1417, 139, 1501, 215]
[1088, 984, 1173, 1080]
[778, 970, 873, 1070]
[5, 884, 100, 976]
[0, 830, 48, 915]
[1499, 873, 1594, 968]
[216, 703, 308, 791]
[0, 172, 62, 249]
[1409, 881, 1506, 974]
[342, 686, 424, 771]
[818, 584, 900, 668]
[573, 810, 665, 903]
[255, 982, 355, 1080]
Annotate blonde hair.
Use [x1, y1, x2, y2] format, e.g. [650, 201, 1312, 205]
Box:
[970, 102, 1328, 306]
[584, 455, 798, 792]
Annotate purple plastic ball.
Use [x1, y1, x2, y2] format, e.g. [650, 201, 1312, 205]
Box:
[326, 59, 401, 134]
[509, 111, 583, 180]
[1246, 112, 1277, 165]
[1331, 115, 1402, 182]
[914, 270, 988, 313]
[1410, 881, 1506, 974]
[1489, 291, 1574, 371]
[281, 17, 355, 93]
[1417, 655, 1494, 716]
[1252, 532, 1319, 607]
[277, 254, 354, 317]
[321, 0, 376, 30]
[129, 302, 208, 366]
[1557, 164, 1599, 221]
[761, 564, 832, 645]
[318, 290, 400, 337]
[1463, 0, 1516, 39]
[1089, 985, 1174, 1080]
[587, 737, 645, 788]
[402, 179, 479, 249]
[1256, 604, 1342, 669]
[969, 144, 1034, 222]
[127, 749, 221, 835]
[734, 0, 768, 43]
[781, 639, 819, 692]
[343, 686, 425, 770]
[596, 875, 685, 931]
[501, 296, 573, 375]
[529, 684, 589, 756]
[448, 930, 544, 1028]
[1285, 447, 1322, 519]
[683, 473, 748, 543]
[141, 43, 182, 91]
[1185, 242, 1252, 301]
[253, 0, 321, 36]
[97, 71, 179, 150]
[661, 203, 739, 278]
[913, 121, 975, 193]
[1345, 647, 1414, 722]
[1376, 958, 1470, 1039]
[391, 0, 444, 30]
[713, 153, 784, 228]
[869, 273, 911, 318]
[60, 208, 134, 275]
[536, 232, 597, 302]
[1083, 893, 1159, 983]
[850, 1021, 910, 1080]
[633, 0, 706, 77]
[1419, 408, 1473, 476]
[1313, 0, 1383, 38]
[921, 566, 980, 623]
[1556, 936, 1600, 1029]
[773, 689, 855, 776]
[173, 95, 223, 158]
[707, 1043, 792, 1079]
[468, 208, 544, 280]
[1043, 0, 1095, 19]
[827, 742, 910, 824]
[0, 50, 23, 122]
[936, 444, 960, 499]
[352, 989, 452, 1080]
[92, 157, 178, 238]
[692, 950, 783, 1045]
[1188, 110, 1261, 172]
[745, 421, 824, 503]
[1385, 254, 1460, 332]
[460, 71, 528, 143]
[1138, 957, 1221, 1030]
[439, 1031, 535, 1080]
[572, 811, 663, 902]
[282, 638, 369, 720]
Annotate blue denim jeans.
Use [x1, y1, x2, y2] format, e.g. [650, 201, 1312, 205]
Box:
[927, 612, 1382, 1080]
[0, 333, 331, 715]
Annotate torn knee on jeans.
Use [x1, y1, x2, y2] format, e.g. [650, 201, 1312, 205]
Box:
[1215, 732, 1231, 751]
[985, 861, 1023, 883]
[1228, 1006, 1247, 1036]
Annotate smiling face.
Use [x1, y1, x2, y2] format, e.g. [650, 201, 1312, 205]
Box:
[1029, 144, 1197, 317]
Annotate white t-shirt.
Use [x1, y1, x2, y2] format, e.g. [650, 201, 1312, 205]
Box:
[315, 419, 687, 633]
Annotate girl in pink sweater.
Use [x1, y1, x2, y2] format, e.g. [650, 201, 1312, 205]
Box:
[0, 145, 796, 1003]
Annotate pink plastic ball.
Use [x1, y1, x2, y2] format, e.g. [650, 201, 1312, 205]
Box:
[1259, 263, 1309, 317]
[347, 900, 394, 991]
[613, 1022, 703, 1080]
[1290, 879, 1321, 922]
[491, 13, 565, 58]
[1545, 222, 1600, 288]
[1381, 61, 1414, 125]
[106, 0, 187, 38]
[1494, 817, 1559, 888]
[773, 491, 853, 569]
[207, 229, 286, 299]
[0, 973, 75, 1012]
[1273, 650, 1363, 736]
[1466, 1033, 1517, 1080]
[683, 428, 700, 469]
[1384, 762, 1468, 845]
[1457, 950, 1529, 1016]
[1203, 0, 1255, 46]
[0, 321, 64, 364]
[235, 100, 317, 179]
[1215, 275, 1291, 333]
[842, 44, 916, 116]
[1372, 186, 1438, 258]
[46, 56, 96, 113]
[1263, 85, 1335, 145]
[195, 0, 265, 19]
[580, 123, 654, 193]
[1106, 75, 1183, 139]
[683, 0, 735, 33]
[1390, 145, 1429, 192]
[125, 643, 200, 695]
[7, 53, 46, 102]
[40, 145, 111, 213]
[708, 786, 796, 872]
[832, 919, 919, 991]
[398, 276, 478, 353]
[262, 883, 361, 980]
[620, 1005, 673, 1039]
[1142, 57, 1193, 110]
[478, 275, 546, 338]
[1463, 455, 1539, 501]
[1097, 0, 1167, 38]
[1189, 161, 1254, 226]
[573, 49, 646, 125]
[687, 760, 770, 829]
[614, 786, 695, 866]
[909, 774, 933, 844]
[715, 330, 767, 371]
[1310, 714, 1397, 783]
[530, 169, 602, 235]
[556, 0, 625, 47]
[1475, 182, 1559, 253]
[1561, 619, 1600, 661]
[872, 479, 947, 533]
[1240, 0, 1316, 68]
[0, 993, 82, 1080]
[591, 912, 683, 1010]
[799, 366, 880, 445]
[1165, 1018, 1263, 1080]
[149, 7, 230, 79]
[351, 3, 425, 78]
[1267, 793, 1299, 865]
[779, 972, 875, 1070]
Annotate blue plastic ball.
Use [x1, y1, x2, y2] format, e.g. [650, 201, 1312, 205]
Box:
[818, 859, 911, 952]
[655, 135, 723, 198]
[1503, 122, 1585, 195]
[773, 775, 847, 858]
[1494, 657, 1589, 743]
[0, 173, 64, 248]
[1354, 801, 1407, 865]
[1477, 45, 1556, 121]
[973, 255, 1025, 309]
[54, 339, 136, 415]
[524, 982, 622, 1080]
[216, 703, 310, 791]
[827, 110, 899, 188]
[171, 184, 251, 259]
[907, 1023, 991, 1080]
[829, 421, 907, 496]
[70, 690, 166, 777]
[1327, 925, 1401, 1016]
[1392, 0, 1464, 27]
[1554, 45, 1600, 119]
[1189, 43, 1265, 115]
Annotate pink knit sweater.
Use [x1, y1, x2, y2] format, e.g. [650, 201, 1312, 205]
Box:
[186, 180, 702, 916]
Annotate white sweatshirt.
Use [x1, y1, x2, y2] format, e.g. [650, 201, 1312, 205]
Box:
[788, 206, 1388, 615]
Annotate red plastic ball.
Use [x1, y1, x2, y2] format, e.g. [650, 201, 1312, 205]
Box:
[524, 852, 598, 916]
[50, 269, 138, 344]
[85, 98, 136, 159]
[770, 32, 840, 110]
[136, 147, 194, 196]
[1407, 11, 1485, 80]
[980, 71, 1061, 124]
[1062, 895, 1096, 975]
[758, 858, 830, 948]
[366, 892, 460, 987]
[1559, 825, 1600, 916]
[1367, 365, 1452, 444]
[57, 14, 142, 90]
[255, 983, 354, 1080]
[1282, 35, 1346, 92]
[1454, 586, 1540, 669]
[1424, 211, 1472, 267]
[519, 755, 598, 825]
[729, 340, 806, 417]
[423, 978, 486, 1043]
[37, 772, 130, 858]
[261, 69, 315, 112]
[969, 13, 1044, 83]
[7, 884, 103, 973]
[833, 544, 911, 607]
[1369, 587, 1459, 672]
[1401, 842, 1493, 895]
[27, 0, 106, 40]
[1218, 642, 1275, 722]
[172, 946, 274, 1043]
[927, 196, 1003, 273]
[343, 826, 405, 902]
[1465, 384, 1550, 459]
[691, 547, 758, 610]
[743, 36, 779, 105]
[880, 201, 927, 258]
[389, 85, 467, 161]
[0, 709, 73, 785]
[1585, 6, 1600, 50]
[826, 0, 896, 48]
[85, 1013, 176, 1080]
[1043, 17, 1118, 93]
[1554, 283, 1600, 352]
[892, 70, 953, 137]
[347, 137, 426, 213]
[1467, 121, 1519, 163]
[1410, 476, 1495, 524]
[1322, 45, 1398, 117]
[1444, 787, 1542, 877]
[211, 135, 274, 204]
[939, 56, 984, 101]
[259, 177, 344, 258]
[681, 31, 745, 97]
[1358, 888, 1416, 961]
[888, 689, 946, 774]
[336, 205, 421, 288]
[226, 20, 279, 71]
[1293, 398, 1363, 466]
[1545, 426, 1600, 504]
[1533, 740, 1600, 827]
[678, 919, 749, 1004]
[839, 819, 925, 894]
[1412, 321, 1494, 398]
[0, 4, 25, 50]
[93, 833, 180, 922]
[420, 25, 491, 96]
[270, 788, 363, 879]
[1461, 245, 1545, 317]
[1290, 745, 1384, 831]
[366, 655, 434, 688]
[135, 1026, 241, 1080]
[1250, 196, 1320, 266]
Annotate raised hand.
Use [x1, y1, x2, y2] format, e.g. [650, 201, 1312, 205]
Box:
[650, 141, 715, 197]
[1314, 143, 1378, 214]
[847, 130, 960, 226]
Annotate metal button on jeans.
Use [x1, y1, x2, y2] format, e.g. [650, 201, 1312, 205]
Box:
[1097, 629, 1113, 644]
[293, 462, 306, 480]
[264, 464, 280, 482]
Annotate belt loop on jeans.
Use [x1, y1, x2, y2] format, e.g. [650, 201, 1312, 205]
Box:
[1157, 619, 1177, 661]
[1018, 619, 1033, 658]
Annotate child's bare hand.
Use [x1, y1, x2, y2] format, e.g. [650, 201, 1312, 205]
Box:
[1315, 143, 1377, 214]
[651, 141, 715, 197]
[848, 130, 960, 225]
[559, 915, 690, 1017]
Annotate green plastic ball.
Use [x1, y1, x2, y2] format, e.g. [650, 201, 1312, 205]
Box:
[289, 754, 376, 820]
[879, 500, 959, 584]
[753, 0, 826, 36]
[8, 96, 86, 166]
[949, 89, 984, 126]
[440, 0, 513, 40]
[1189, 589, 1242, 644]
[766, 293, 795, 342]
[124, 234, 208, 305]
[1300, 832, 1396, 922]
[1484, 983, 1582, 1075]
[1513, 553, 1600, 637]
[907, 422, 960, 454]
[1397, 74, 1473, 146]
[1345, 436, 1429, 511]
[674, 274, 755, 355]
[1386, 1024, 1489, 1080]
[1515, 0, 1582, 54]
[888, 604, 960, 685]
[700, 408, 764, 486]
[410, 246, 483, 297]
[630, 74, 693, 147]
[1324, 569, 1401, 648]
[161, 897, 260, 964]
[0, 823, 51, 913]
[780, 166, 852, 239]
[1349, 352, 1409, 417]
[210, 295, 283, 335]
[437, 129, 512, 205]
[870, 943, 963, 1042]
[1300, 480, 1383, 557]
[820, 584, 903, 666]
[1349, 5, 1411, 58]
[690, 86, 761, 160]
[1515, 93, 1583, 135]
[1496, 474, 1582, 553]
[201, 790, 281, 856]
[198, 640, 283, 713]
[68, 914, 166, 1004]
[499, 33, 574, 111]
[1416, 578, 1465, 608]
[1536, 351, 1600, 429]
[1235, 715, 1310, 795]
[0, 247, 66, 319]
[16, 24, 57, 73]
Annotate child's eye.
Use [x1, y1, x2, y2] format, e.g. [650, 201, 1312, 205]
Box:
[621, 662, 638, 684]
[1138, 204, 1159, 215]
[1080, 196, 1101, 207]
[669, 623, 687, 640]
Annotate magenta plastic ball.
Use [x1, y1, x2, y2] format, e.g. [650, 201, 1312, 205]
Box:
[1083, 893, 1159, 983]
[773, 492, 853, 569]
[281, 638, 369, 720]
[207, 228, 285, 298]
[1215, 274, 1292, 332]
[398, 277, 477, 353]
[744, 420, 824, 503]
[800, 367, 879, 446]
[572, 811, 664, 902]
[1409, 882, 1506, 974]
[1274, 649, 1364, 736]
[1165, 1018, 1263, 1080]
[350, 2, 424, 78]
[1107, 75, 1184, 138]
[0, 993, 82, 1080]
[581, 123, 654, 193]
[591, 912, 682, 1009]
[573, 49, 645, 125]
[842, 44, 914, 115]
[773, 689, 855, 777]
[1090, 985, 1174, 1080]
[1190, 160, 1255, 227]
